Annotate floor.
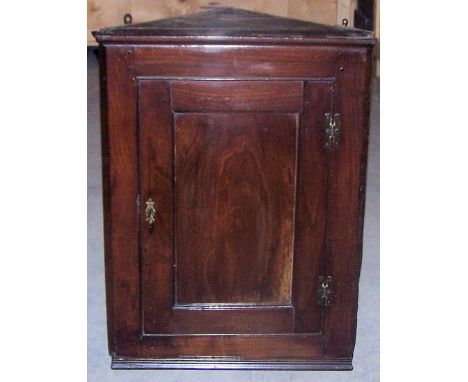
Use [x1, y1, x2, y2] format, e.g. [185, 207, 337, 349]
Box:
[87, 50, 380, 381]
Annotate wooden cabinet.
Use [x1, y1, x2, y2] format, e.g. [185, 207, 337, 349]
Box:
[93, 7, 375, 370]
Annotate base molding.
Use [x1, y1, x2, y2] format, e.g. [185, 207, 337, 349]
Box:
[111, 356, 353, 370]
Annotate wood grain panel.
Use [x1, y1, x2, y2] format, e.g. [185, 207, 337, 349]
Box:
[172, 80, 303, 112]
[175, 112, 297, 304]
[134, 46, 338, 78]
[138, 80, 175, 334]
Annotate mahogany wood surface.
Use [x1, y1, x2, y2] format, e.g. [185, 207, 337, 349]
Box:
[138, 80, 174, 335]
[138, 80, 328, 338]
[171, 80, 303, 112]
[133, 45, 340, 78]
[322, 48, 373, 358]
[175, 112, 297, 305]
[95, 7, 375, 370]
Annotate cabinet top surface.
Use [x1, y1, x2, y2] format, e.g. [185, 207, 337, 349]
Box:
[93, 7, 375, 46]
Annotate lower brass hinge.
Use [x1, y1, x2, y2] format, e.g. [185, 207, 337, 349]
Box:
[324, 113, 341, 150]
[317, 276, 334, 307]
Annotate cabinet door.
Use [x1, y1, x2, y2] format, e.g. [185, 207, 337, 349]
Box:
[135, 79, 333, 357]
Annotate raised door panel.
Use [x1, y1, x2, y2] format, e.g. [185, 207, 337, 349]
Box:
[175, 112, 297, 305]
[137, 79, 332, 349]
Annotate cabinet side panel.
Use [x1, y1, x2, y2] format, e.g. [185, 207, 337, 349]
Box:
[323, 48, 373, 357]
[104, 46, 140, 351]
[99, 44, 114, 354]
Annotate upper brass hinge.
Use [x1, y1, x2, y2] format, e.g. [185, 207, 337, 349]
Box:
[317, 275, 334, 307]
[324, 113, 341, 150]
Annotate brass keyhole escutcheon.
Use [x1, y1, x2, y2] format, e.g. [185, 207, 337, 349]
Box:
[145, 198, 156, 231]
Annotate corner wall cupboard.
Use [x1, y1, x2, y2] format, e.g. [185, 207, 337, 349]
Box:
[93, 7, 375, 370]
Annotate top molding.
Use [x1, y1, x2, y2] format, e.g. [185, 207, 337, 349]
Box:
[93, 7, 376, 46]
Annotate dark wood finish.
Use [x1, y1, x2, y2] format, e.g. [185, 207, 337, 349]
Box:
[175, 112, 297, 305]
[101, 45, 139, 354]
[94, 7, 375, 370]
[133, 45, 339, 78]
[93, 7, 375, 46]
[322, 48, 373, 358]
[138, 80, 327, 337]
[138, 80, 174, 336]
[120, 334, 323, 358]
[165, 306, 294, 334]
[98, 44, 114, 355]
[172, 81, 303, 112]
[292, 80, 333, 333]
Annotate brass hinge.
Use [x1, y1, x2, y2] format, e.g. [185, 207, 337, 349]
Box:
[324, 113, 341, 150]
[317, 276, 334, 307]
